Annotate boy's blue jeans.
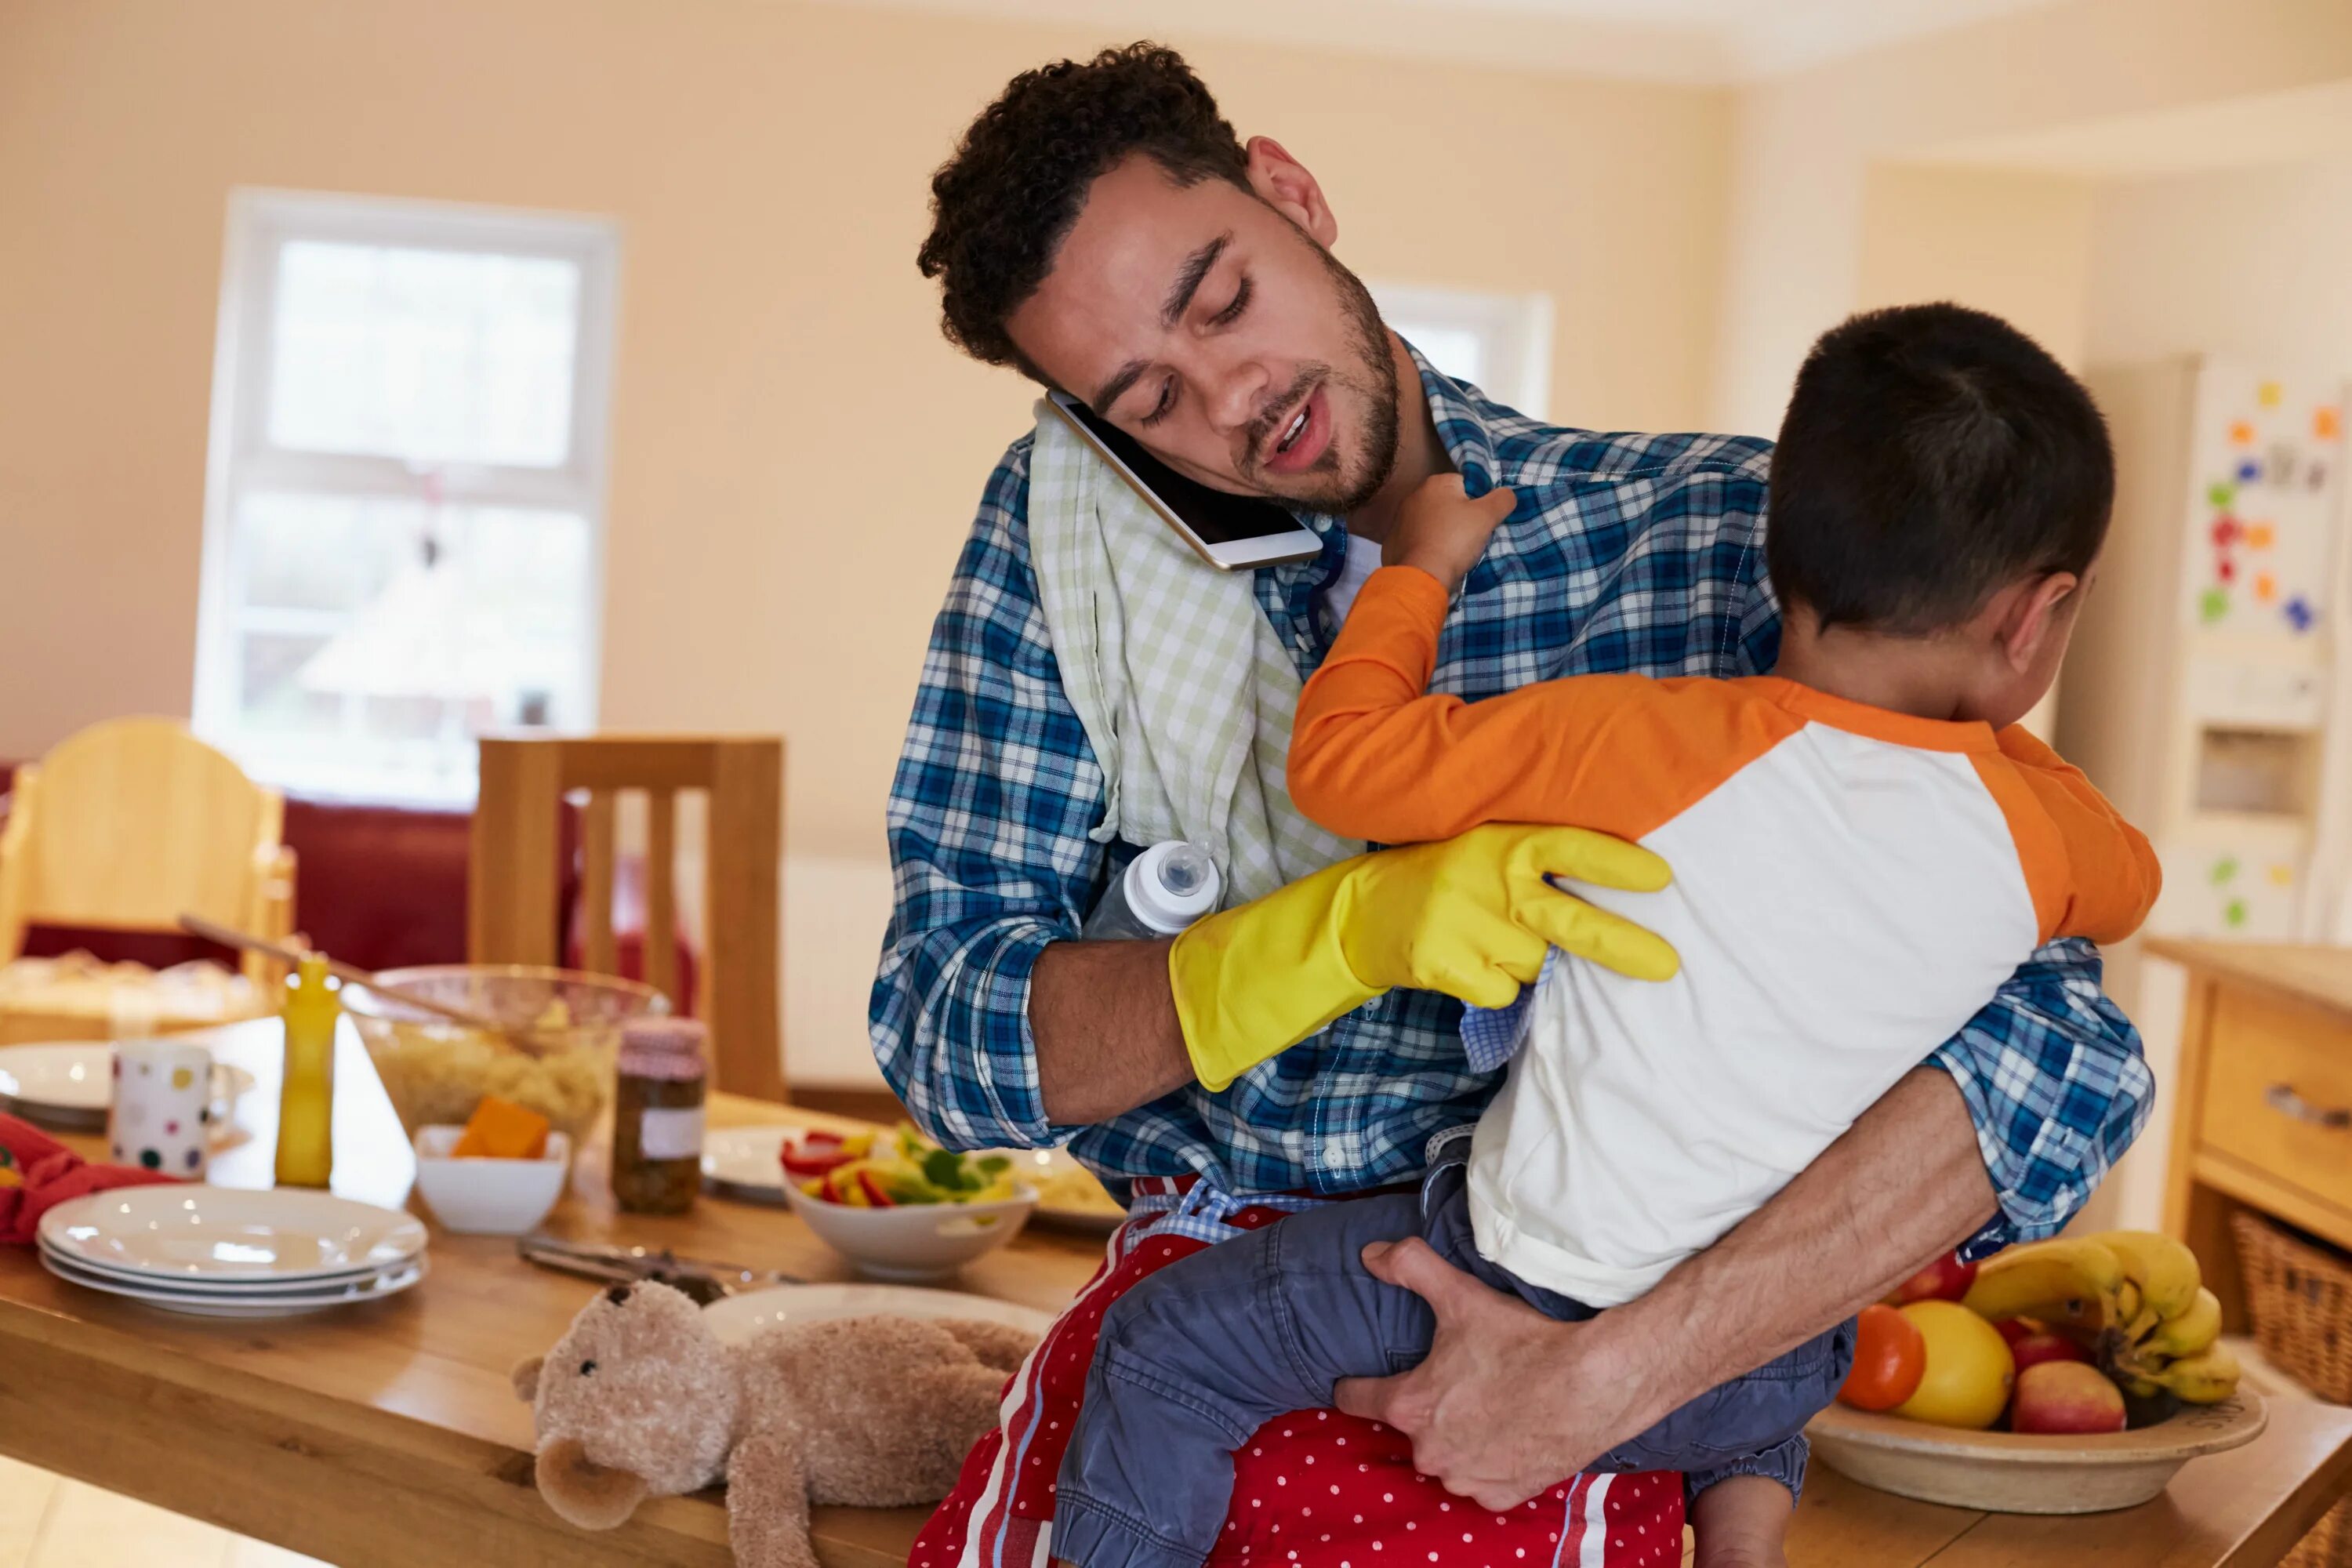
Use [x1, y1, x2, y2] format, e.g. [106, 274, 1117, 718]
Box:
[1051, 1152, 1854, 1568]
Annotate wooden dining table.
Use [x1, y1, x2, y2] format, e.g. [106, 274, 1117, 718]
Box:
[2, 1017, 2348, 1568]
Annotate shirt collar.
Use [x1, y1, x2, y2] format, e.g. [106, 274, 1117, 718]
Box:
[1406, 339, 1502, 496]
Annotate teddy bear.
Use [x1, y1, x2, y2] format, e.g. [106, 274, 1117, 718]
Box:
[511, 1279, 1036, 1567]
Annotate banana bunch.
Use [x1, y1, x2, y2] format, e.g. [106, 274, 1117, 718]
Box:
[1959, 1229, 2241, 1405]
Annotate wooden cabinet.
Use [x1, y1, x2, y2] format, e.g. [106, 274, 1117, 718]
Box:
[2155, 938, 2352, 1332]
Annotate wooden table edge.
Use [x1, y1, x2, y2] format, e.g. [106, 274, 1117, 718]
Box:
[0, 1279, 919, 1568]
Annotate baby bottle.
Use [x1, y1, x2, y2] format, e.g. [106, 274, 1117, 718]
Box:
[1083, 840, 1222, 939]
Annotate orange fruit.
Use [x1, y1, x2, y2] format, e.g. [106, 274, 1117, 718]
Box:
[1839, 1303, 1927, 1411]
[1893, 1300, 2016, 1430]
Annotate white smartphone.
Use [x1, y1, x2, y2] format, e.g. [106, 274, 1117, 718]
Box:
[1047, 390, 1324, 571]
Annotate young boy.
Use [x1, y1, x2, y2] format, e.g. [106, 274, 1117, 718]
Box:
[1048, 303, 2160, 1568]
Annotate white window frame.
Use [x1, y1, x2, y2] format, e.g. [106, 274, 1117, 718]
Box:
[192, 188, 620, 804]
[1371, 281, 1555, 420]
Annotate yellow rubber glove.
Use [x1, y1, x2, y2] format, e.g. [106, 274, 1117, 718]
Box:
[1171, 822, 1679, 1091]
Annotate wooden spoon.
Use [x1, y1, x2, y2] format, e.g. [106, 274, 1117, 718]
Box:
[177, 914, 550, 1057]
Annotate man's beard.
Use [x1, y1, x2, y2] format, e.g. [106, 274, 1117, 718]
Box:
[1240, 245, 1401, 517]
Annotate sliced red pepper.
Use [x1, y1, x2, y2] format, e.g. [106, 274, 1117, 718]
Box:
[781, 1148, 855, 1178]
[786, 1142, 861, 1175]
[855, 1169, 898, 1208]
[801, 1129, 844, 1149]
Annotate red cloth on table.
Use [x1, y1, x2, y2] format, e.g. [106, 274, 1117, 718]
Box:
[913, 1188, 1686, 1568]
[0, 1113, 181, 1245]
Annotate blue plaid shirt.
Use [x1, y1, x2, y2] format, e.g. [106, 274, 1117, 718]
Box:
[872, 351, 2152, 1257]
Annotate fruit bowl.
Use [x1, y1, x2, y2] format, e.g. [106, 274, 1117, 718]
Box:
[1807, 1385, 2267, 1514]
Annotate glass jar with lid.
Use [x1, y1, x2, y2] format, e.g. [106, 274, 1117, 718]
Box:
[612, 1016, 706, 1214]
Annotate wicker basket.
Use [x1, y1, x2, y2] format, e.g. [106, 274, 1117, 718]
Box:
[2231, 1211, 2352, 1567]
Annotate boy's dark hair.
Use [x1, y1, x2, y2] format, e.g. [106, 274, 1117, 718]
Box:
[917, 43, 1249, 376]
[1767, 303, 2114, 633]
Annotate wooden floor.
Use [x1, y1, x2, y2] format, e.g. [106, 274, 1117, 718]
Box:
[0, 1457, 327, 1568]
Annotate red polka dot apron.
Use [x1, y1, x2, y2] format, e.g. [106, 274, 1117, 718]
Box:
[911, 1180, 1686, 1568]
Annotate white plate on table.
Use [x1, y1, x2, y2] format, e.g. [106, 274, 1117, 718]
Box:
[0, 1040, 254, 1134]
[38, 1247, 428, 1318]
[36, 1235, 400, 1294]
[700, 1281, 1055, 1345]
[38, 1185, 427, 1284]
[704, 1126, 1127, 1233]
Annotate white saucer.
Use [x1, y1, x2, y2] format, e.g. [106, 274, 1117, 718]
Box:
[0, 1040, 254, 1133]
[40, 1247, 427, 1317]
[700, 1281, 1055, 1345]
[40, 1185, 427, 1283]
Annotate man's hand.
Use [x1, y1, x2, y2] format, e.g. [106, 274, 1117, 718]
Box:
[1384, 475, 1515, 592]
[1171, 822, 1679, 1091]
[1334, 1239, 1656, 1509]
[1336, 1069, 1998, 1504]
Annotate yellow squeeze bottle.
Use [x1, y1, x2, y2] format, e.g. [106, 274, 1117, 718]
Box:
[275, 953, 338, 1189]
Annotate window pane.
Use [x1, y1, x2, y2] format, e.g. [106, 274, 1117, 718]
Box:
[238, 632, 343, 738]
[237, 492, 421, 612]
[267, 240, 581, 466]
[239, 496, 594, 740]
[1397, 323, 1486, 389]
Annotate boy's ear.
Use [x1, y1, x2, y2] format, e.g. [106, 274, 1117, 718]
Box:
[1993, 571, 2081, 673]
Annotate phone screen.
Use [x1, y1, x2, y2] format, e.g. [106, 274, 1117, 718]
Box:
[1055, 396, 1308, 544]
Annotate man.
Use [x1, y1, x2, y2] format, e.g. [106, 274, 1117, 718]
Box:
[873, 42, 2149, 1567]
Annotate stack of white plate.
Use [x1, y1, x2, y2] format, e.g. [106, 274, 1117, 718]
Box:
[38, 1186, 428, 1318]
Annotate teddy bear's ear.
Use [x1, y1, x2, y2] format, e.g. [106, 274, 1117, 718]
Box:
[510, 1355, 544, 1403]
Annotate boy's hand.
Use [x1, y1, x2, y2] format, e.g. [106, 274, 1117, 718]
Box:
[1384, 474, 1514, 592]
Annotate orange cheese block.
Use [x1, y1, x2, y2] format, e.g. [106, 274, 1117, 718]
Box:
[452, 1094, 550, 1160]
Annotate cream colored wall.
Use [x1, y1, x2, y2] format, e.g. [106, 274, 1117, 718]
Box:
[1854, 166, 2096, 368]
[0, 0, 1728, 1084]
[1709, 0, 2352, 437]
[2084, 156, 2352, 372]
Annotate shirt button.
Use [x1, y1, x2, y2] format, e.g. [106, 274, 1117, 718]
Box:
[1323, 1138, 1350, 1167]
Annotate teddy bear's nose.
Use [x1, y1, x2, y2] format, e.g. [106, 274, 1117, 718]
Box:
[605, 1284, 631, 1305]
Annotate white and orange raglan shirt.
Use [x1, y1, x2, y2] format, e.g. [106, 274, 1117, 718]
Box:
[1290, 566, 2161, 1308]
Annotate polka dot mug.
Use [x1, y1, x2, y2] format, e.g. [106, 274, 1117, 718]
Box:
[108, 1039, 215, 1180]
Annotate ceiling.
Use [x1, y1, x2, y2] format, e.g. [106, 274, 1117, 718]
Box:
[821, 0, 2071, 85]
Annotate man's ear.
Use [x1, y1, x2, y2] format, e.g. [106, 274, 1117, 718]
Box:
[1992, 571, 2081, 673]
[1243, 136, 1338, 249]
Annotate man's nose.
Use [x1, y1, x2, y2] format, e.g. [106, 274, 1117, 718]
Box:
[1203, 355, 1273, 440]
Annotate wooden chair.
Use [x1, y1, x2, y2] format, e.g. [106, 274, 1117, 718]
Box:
[469, 735, 786, 1102]
[0, 717, 296, 984]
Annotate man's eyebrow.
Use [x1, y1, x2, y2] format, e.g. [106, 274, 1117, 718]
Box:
[1092, 359, 1149, 414]
[1090, 232, 1232, 412]
[1160, 234, 1231, 329]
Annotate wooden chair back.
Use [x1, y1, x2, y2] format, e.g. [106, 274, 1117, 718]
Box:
[469, 735, 785, 1102]
[0, 717, 296, 984]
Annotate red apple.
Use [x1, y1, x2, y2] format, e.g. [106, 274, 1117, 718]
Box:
[2009, 1361, 2126, 1435]
[1895, 1252, 1980, 1305]
[1993, 1317, 2041, 1349]
[2009, 1330, 2093, 1374]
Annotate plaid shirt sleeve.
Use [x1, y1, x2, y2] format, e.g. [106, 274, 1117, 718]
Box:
[868, 440, 1105, 1152]
[1932, 939, 2154, 1257]
[1722, 503, 2151, 1253]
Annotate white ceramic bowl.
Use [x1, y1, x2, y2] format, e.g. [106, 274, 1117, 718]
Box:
[781, 1181, 1038, 1282]
[410, 1125, 572, 1236]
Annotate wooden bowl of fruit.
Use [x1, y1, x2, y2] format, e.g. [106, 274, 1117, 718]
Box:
[1806, 1231, 2266, 1514]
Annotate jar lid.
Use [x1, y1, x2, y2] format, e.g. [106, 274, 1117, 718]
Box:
[620, 1017, 707, 1080]
[622, 1017, 706, 1053]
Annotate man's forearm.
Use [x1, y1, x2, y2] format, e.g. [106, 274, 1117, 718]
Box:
[1031, 938, 1195, 1124]
[1589, 1066, 1996, 1428]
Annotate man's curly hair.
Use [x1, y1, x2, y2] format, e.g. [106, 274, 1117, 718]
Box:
[917, 43, 1250, 376]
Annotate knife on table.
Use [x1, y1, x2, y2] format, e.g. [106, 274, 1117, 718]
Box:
[517, 1233, 805, 1306]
